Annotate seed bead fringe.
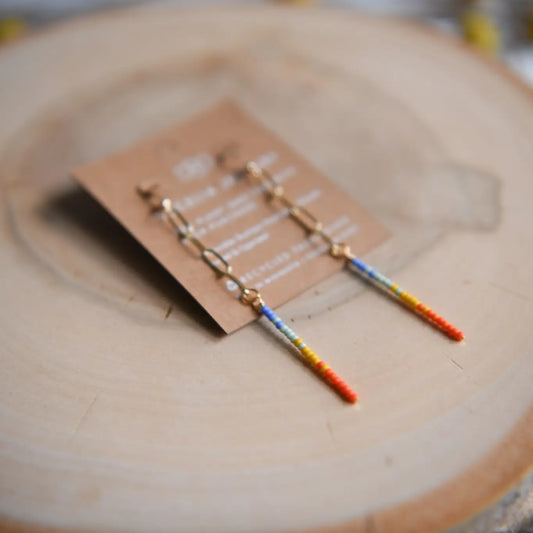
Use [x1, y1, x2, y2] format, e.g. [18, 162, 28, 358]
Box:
[261, 304, 358, 403]
[350, 257, 464, 341]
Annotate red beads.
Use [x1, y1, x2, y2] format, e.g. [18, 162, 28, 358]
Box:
[416, 303, 464, 341]
[323, 368, 358, 404]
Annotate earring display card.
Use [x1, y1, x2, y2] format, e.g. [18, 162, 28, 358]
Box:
[73, 100, 388, 333]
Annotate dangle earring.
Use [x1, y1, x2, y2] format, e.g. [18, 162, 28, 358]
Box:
[241, 161, 464, 342]
[137, 183, 358, 404]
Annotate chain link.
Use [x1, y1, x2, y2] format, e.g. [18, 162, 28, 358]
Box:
[244, 162, 352, 261]
[136, 183, 264, 310]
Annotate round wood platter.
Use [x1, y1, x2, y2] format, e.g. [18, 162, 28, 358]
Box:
[1, 5, 533, 533]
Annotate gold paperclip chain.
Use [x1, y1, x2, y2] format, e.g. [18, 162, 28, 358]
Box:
[245, 161, 352, 260]
[137, 183, 264, 311]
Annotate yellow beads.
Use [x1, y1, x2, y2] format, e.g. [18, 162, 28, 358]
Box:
[399, 292, 420, 308]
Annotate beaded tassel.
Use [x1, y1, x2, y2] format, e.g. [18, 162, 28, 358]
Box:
[261, 304, 358, 403]
[350, 257, 464, 341]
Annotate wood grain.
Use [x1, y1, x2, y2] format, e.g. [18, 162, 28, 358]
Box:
[0, 5, 532, 533]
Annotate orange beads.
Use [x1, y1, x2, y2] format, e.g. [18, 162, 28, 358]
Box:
[416, 303, 465, 341]
[320, 364, 358, 404]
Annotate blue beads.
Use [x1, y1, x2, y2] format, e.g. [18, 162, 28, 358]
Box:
[351, 257, 368, 272]
[261, 304, 276, 321]
[261, 305, 298, 342]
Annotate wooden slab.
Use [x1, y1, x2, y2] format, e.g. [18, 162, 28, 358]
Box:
[0, 5, 532, 533]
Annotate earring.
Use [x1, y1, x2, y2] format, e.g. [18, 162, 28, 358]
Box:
[242, 161, 464, 342]
[137, 183, 358, 404]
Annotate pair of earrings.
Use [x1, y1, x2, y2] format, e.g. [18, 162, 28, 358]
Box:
[137, 159, 463, 405]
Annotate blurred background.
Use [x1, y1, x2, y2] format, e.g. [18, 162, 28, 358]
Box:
[1, 0, 533, 86]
